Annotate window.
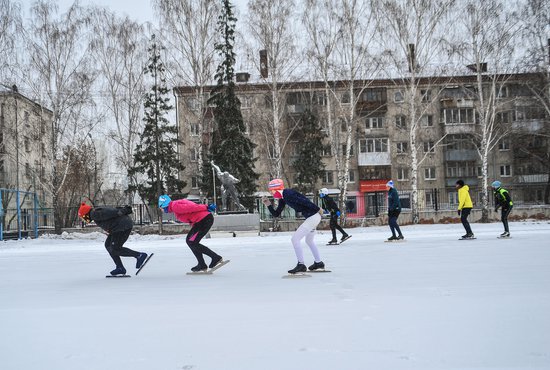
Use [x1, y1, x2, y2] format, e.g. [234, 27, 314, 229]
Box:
[394, 90, 404, 103]
[342, 91, 351, 104]
[396, 142, 408, 154]
[190, 123, 199, 136]
[321, 146, 331, 156]
[397, 168, 409, 181]
[314, 92, 327, 106]
[446, 162, 478, 177]
[191, 176, 199, 189]
[421, 89, 432, 102]
[366, 116, 384, 129]
[498, 139, 510, 151]
[186, 97, 198, 111]
[441, 108, 475, 124]
[348, 170, 355, 183]
[421, 115, 433, 127]
[342, 144, 354, 156]
[290, 142, 299, 157]
[395, 115, 406, 129]
[190, 148, 199, 162]
[423, 141, 435, 153]
[322, 171, 333, 184]
[497, 85, 508, 98]
[448, 192, 458, 205]
[425, 191, 434, 208]
[239, 95, 253, 108]
[24, 137, 30, 152]
[496, 111, 511, 124]
[25, 163, 31, 177]
[500, 165, 511, 177]
[359, 138, 389, 153]
[243, 120, 250, 135]
[424, 167, 436, 180]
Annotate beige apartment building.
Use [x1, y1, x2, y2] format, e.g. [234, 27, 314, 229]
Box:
[175, 72, 548, 216]
[0, 85, 53, 208]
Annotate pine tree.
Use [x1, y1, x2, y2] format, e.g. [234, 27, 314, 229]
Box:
[128, 34, 185, 207]
[201, 0, 257, 209]
[291, 109, 327, 194]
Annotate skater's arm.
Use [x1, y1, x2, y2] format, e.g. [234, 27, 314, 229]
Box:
[91, 207, 120, 221]
[267, 199, 285, 217]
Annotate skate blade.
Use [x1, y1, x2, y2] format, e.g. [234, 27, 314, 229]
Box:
[106, 275, 131, 278]
[308, 269, 332, 273]
[135, 253, 154, 276]
[282, 273, 311, 279]
[186, 270, 212, 275]
[384, 240, 405, 243]
[340, 235, 352, 243]
[497, 236, 512, 239]
[458, 237, 477, 240]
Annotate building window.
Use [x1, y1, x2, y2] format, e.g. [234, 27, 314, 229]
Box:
[190, 148, 199, 162]
[397, 168, 409, 181]
[497, 85, 508, 98]
[290, 141, 299, 157]
[421, 89, 432, 102]
[366, 116, 384, 129]
[348, 170, 355, 183]
[239, 95, 253, 108]
[500, 165, 511, 177]
[342, 144, 354, 156]
[421, 115, 433, 127]
[24, 137, 31, 152]
[341, 91, 350, 104]
[396, 142, 408, 154]
[424, 167, 436, 180]
[321, 146, 331, 156]
[441, 108, 475, 124]
[448, 192, 458, 205]
[186, 97, 198, 111]
[394, 90, 404, 103]
[25, 163, 31, 177]
[395, 115, 406, 129]
[496, 111, 511, 124]
[498, 139, 510, 151]
[359, 138, 389, 153]
[423, 141, 435, 153]
[425, 191, 434, 208]
[322, 171, 333, 184]
[191, 176, 199, 189]
[190, 123, 199, 136]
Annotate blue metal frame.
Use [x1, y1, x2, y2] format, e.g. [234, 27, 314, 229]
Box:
[0, 188, 38, 241]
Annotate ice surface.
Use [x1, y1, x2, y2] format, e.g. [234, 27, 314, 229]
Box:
[1, 221, 549, 370]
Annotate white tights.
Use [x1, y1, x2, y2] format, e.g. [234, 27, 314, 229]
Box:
[291, 213, 322, 264]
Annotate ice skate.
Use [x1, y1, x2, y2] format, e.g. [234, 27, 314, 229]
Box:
[387, 235, 398, 241]
[326, 239, 339, 245]
[340, 235, 352, 243]
[308, 261, 325, 271]
[110, 266, 127, 276]
[135, 253, 148, 269]
[498, 231, 511, 239]
[209, 255, 223, 269]
[190, 263, 208, 272]
[397, 235, 404, 240]
[459, 233, 476, 240]
[287, 263, 307, 274]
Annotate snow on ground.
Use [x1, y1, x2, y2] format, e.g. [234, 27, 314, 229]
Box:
[1, 221, 549, 370]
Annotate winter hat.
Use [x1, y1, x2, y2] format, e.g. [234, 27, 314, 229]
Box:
[78, 202, 92, 222]
[456, 179, 465, 187]
[386, 180, 394, 188]
[319, 188, 329, 197]
[268, 178, 284, 192]
[491, 180, 501, 189]
[158, 194, 172, 209]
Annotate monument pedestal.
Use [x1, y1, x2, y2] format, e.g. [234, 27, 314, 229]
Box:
[212, 212, 259, 232]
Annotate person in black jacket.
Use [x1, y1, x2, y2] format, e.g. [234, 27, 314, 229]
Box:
[262, 179, 326, 274]
[78, 202, 148, 276]
[491, 180, 513, 237]
[386, 180, 404, 241]
[318, 188, 351, 245]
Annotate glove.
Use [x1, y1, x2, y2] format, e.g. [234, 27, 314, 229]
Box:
[207, 204, 217, 212]
[457, 210, 461, 216]
[123, 205, 132, 214]
[261, 197, 271, 206]
[336, 211, 341, 217]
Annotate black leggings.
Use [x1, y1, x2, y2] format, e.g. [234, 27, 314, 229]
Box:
[388, 210, 402, 237]
[105, 229, 139, 268]
[501, 206, 513, 232]
[329, 215, 347, 240]
[461, 208, 473, 235]
[186, 213, 219, 265]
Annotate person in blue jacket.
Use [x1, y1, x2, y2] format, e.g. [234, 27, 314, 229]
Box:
[262, 178, 326, 273]
[386, 180, 404, 241]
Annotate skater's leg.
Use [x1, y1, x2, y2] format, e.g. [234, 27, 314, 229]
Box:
[502, 206, 512, 232]
[105, 230, 138, 268]
[329, 215, 338, 240]
[332, 216, 347, 237]
[393, 211, 403, 237]
[303, 213, 322, 262]
[104, 234, 124, 268]
[389, 216, 397, 237]
[186, 214, 218, 265]
[461, 208, 473, 234]
[291, 213, 321, 263]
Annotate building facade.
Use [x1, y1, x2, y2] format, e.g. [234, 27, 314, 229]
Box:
[174, 73, 548, 215]
[0, 85, 53, 208]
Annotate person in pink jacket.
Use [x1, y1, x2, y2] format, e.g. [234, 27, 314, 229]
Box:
[159, 194, 223, 272]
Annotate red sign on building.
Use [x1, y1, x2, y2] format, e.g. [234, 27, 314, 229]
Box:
[359, 179, 390, 193]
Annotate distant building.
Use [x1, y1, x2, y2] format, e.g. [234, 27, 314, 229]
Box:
[174, 72, 549, 215]
[0, 85, 53, 208]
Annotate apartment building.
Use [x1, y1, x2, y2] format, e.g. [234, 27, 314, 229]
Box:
[0, 85, 53, 208]
[174, 72, 548, 213]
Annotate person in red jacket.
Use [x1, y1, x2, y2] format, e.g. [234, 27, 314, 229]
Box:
[159, 194, 223, 272]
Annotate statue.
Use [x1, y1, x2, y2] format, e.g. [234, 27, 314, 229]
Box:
[211, 161, 246, 212]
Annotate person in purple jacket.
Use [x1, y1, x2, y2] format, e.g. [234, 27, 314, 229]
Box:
[262, 179, 326, 274]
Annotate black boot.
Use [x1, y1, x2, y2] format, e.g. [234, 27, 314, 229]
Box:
[288, 263, 307, 274]
[308, 261, 325, 271]
[110, 266, 126, 276]
[209, 255, 223, 268]
[191, 263, 208, 272]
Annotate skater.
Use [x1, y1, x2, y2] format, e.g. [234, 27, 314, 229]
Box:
[158, 194, 224, 272]
[492, 180, 513, 237]
[456, 179, 474, 239]
[262, 179, 325, 273]
[78, 202, 148, 276]
[318, 187, 350, 245]
[386, 180, 404, 241]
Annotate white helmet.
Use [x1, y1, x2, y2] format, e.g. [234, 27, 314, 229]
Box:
[319, 188, 329, 197]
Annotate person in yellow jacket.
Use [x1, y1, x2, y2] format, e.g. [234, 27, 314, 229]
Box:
[456, 179, 474, 239]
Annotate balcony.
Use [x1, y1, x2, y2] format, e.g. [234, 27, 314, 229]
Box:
[445, 177, 478, 187]
[443, 123, 477, 135]
[358, 152, 391, 166]
[444, 149, 478, 161]
[512, 119, 545, 133]
[287, 104, 306, 115]
[517, 174, 549, 184]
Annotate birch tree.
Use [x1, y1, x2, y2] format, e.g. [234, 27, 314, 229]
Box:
[24, 1, 99, 233]
[375, 0, 455, 223]
[0, 0, 22, 82]
[456, 0, 521, 221]
[90, 8, 149, 203]
[153, 0, 220, 195]
[246, 0, 300, 180]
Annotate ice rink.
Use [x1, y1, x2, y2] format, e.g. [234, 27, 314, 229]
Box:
[1, 221, 549, 370]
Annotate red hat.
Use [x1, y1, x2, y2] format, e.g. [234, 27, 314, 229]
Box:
[78, 202, 92, 219]
[268, 178, 284, 191]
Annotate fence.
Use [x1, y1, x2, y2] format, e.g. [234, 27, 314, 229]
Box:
[0, 188, 39, 240]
